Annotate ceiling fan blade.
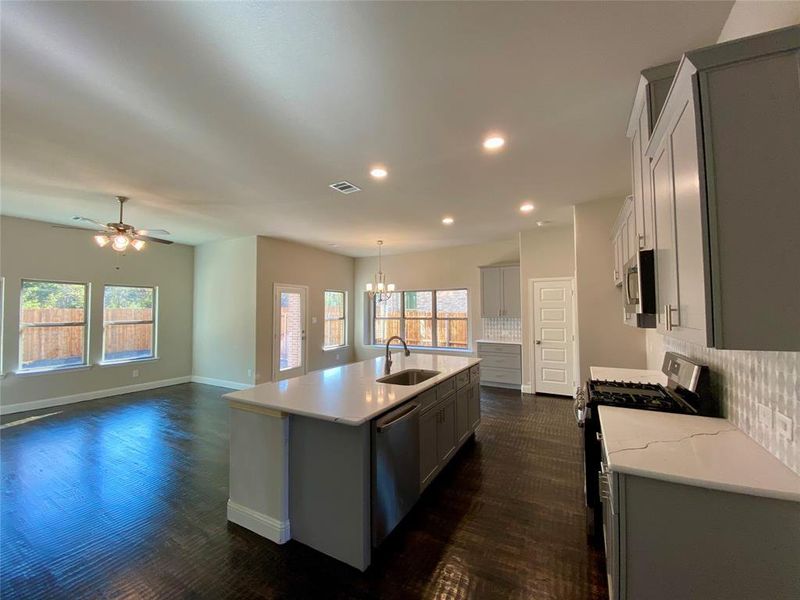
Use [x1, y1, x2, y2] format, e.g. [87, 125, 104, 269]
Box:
[136, 228, 171, 236]
[136, 235, 173, 245]
[52, 224, 108, 232]
[72, 216, 108, 228]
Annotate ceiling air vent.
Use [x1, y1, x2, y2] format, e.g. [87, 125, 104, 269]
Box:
[329, 181, 361, 194]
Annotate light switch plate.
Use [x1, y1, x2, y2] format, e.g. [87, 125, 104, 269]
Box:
[757, 403, 772, 430]
[775, 411, 793, 442]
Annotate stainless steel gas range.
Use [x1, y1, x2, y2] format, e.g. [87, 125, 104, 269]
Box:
[576, 352, 719, 539]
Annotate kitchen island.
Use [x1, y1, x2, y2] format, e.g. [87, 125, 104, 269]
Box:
[224, 352, 482, 570]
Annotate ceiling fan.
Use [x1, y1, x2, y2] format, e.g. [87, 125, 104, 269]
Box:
[54, 196, 173, 252]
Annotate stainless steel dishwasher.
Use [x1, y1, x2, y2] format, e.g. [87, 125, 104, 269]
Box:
[371, 399, 421, 548]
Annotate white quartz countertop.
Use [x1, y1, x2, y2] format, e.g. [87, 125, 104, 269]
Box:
[598, 406, 800, 502]
[224, 353, 481, 426]
[590, 366, 668, 386]
[475, 339, 521, 345]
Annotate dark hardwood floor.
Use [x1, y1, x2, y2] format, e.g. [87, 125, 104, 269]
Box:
[1, 383, 607, 599]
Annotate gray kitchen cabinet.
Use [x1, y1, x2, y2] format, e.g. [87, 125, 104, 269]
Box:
[646, 27, 800, 350]
[612, 229, 623, 287]
[467, 381, 481, 430]
[419, 408, 439, 490]
[455, 386, 470, 445]
[436, 396, 456, 463]
[610, 197, 635, 295]
[627, 62, 678, 251]
[601, 470, 800, 600]
[480, 264, 520, 318]
[477, 342, 521, 389]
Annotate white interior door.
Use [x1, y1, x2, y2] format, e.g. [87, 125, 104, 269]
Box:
[273, 284, 307, 381]
[532, 278, 575, 396]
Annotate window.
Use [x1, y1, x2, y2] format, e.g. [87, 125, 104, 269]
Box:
[102, 285, 156, 363]
[371, 289, 469, 350]
[19, 280, 89, 371]
[435, 289, 469, 349]
[323, 290, 347, 349]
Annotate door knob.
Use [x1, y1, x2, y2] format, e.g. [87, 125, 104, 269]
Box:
[535, 340, 541, 345]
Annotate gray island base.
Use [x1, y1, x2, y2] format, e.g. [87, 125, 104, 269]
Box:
[224, 353, 482, 570]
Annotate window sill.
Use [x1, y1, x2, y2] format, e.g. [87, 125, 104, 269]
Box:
[370, 345, 472, 354]
[14, 364, 92, 376]
[98, 357, 159, 367]
[322, 345, 349, 352]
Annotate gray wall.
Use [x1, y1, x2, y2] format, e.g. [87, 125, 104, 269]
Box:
[0, 216, 194, 411]
[353, 238, 520, 361]
[255, 236, 355, 383]
[574, 198, 646, 383]
[519, 225, 576, 391]
[192, 236, 257, 387]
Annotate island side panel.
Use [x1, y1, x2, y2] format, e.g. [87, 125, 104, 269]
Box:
[289, 415, 371, 571]
[227, 404, 290, 543]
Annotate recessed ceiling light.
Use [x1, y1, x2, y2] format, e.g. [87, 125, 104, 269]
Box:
[442, 217, 454, 225]
[482, 135, 505, 151]
[520, 203, 534, 213]
[370, 166, 388, 179]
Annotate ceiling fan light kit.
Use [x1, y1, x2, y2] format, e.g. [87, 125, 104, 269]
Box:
[64, 195, 173, 252]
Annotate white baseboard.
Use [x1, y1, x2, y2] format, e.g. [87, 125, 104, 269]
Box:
[227, 499, 290, 544]
[191, 376, 251, 390]
[0, 375, 192, 415]
[521, 384, 533, 394]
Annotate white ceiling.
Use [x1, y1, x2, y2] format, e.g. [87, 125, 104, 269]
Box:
[0, 1, 733, 256]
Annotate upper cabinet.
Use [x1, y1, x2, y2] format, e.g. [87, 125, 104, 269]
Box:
[626, 62, 678, 252]
[480, 265, 520, 318]
[646, 26, 800, 350]
[611, 196, 636, 287]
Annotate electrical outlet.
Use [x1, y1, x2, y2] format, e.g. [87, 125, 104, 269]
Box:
[132, 368, 139, 378]
[312, 316, 318, 324]
[775, 411, 793, 442]
[757, 403, 772, 430]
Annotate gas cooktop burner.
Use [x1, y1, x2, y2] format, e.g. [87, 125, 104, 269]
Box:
[587, 379, 688, 412]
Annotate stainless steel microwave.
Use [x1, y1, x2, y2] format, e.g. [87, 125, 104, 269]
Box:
[623, 250, 656, 328]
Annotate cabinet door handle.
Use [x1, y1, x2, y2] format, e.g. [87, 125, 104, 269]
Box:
[664, 304, 678, 331]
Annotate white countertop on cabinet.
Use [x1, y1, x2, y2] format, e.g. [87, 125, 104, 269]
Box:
[475, 339, 522, 345]
[224, 353, 481, 426]
[590, 366, 668, 385]
[598, 406, 800, 502]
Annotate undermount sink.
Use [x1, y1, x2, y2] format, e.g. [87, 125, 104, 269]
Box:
[377, 369, 440, 386]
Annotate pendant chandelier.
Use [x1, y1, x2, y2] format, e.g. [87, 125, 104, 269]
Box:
[365, 240, 395, 302]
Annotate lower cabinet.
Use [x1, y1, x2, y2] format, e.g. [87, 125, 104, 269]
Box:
[436, 397, 456, 463]
[419, 365, 481, 492]
[468, 381, 481, 429]
[419, 409, 439, 489]
[455, 386, 471, 444]
[602, 470, 800, 600]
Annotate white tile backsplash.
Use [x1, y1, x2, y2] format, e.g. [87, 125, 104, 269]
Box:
[659, 335, 799, 475]
[481, 317, 521, 342]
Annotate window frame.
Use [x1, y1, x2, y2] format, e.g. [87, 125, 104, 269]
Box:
[18, 278, 91, 373]
[101, 284, 158, 365]
[370, 287, 470, 351]
[322, 289, 348, 350]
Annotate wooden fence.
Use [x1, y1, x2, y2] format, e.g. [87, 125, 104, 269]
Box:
[21, 308, 153, 362]
[379, 312, 467, 349]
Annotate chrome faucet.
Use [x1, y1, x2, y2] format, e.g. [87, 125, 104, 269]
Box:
[384, 336, 411, 375]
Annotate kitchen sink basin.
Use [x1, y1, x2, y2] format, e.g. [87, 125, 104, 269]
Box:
[377, 369, 440, 386]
